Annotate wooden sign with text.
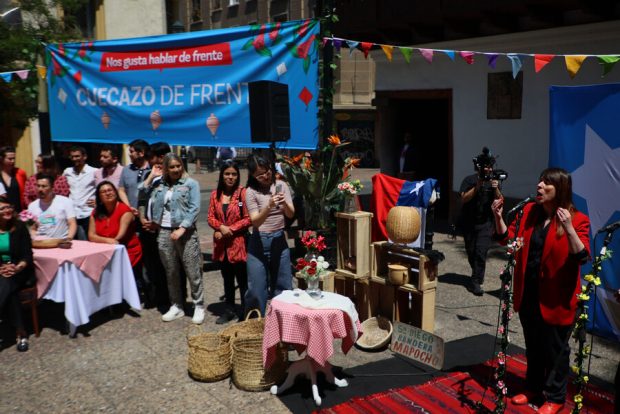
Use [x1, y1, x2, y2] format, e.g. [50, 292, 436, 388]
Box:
[390, 321, 444, 370]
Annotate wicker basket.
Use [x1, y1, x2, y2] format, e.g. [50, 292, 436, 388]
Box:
[386, 206, 421, 244]
[356, 316, 393, 350]
[219, 309, 264, 341]
[187, 326, 232, 382]
[231, 335, 288, 391]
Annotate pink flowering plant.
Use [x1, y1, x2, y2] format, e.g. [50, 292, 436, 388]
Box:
[337, 179, 363, 197]
[18, 210, 36, 227]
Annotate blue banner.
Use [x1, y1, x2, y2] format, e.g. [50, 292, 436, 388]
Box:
[550, 83, 620, 341]
[46, 19, 320, 149]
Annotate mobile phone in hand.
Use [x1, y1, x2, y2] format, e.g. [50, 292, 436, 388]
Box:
[275, 184, 283, 194]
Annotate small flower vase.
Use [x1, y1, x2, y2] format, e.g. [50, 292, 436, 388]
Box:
[306, 275, 321, 299]
[304, 251, 318, 262]
[343, 196, 358, 213]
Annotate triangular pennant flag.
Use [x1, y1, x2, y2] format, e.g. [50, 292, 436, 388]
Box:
[534, 54, 554, 73]
[597, 55, 620, 77]
[37, 66, 47, 80]
[485, 53, 498, 69]
[459, 51, 474, 65]
[359, 42, 373, 59]
[399, 47, 413, 64]
[333, 39, 342, 53]
[419, 48, 433, 63]
[380, 45, 393, 62]
[16, 70, 29, 80]
[0, 72, 12, 82]
[565, 55, 587, 79]
[346, 40, 359, 56]
[444, 50, 455, 61]
[321, 37, 328, 47]
[507, 54, 522, 78]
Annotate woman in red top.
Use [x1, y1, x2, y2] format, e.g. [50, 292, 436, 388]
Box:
[23, 154, 70, 206]
[0, 146, 27, 212]
[207, 161, 251, 324]
[88, 181, 142, 272]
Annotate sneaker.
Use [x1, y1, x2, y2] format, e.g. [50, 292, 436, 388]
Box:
[215, 309, 236, 325]
[162, 305, 185, 322]
[192, 306, 205, 324]
[471, 281, 484, 296]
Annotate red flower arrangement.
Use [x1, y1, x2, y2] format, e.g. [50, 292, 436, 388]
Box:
[300, 230, 326, 252]
[296, 256, 330, 280]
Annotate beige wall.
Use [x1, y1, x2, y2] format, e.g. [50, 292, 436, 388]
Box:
[104, 0, 167, 39]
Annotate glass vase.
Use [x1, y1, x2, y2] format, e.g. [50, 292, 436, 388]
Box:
[343, 196, 358, 213]
[306, 275, 322, 299]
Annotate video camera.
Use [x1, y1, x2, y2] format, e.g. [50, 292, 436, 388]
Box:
[473, 147, 508, 182]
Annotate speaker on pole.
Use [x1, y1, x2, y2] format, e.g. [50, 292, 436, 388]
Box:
[248, 80, 291, 143]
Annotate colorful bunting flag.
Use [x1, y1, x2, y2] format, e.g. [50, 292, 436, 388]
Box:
[321, 37, 328, 47]
[597, 56, 620, 77]
[332, 39, 342, 53]
[485, 53, 499, 69]
[565, 55, 587, 79]
[380, 45, 393, 62]
[399, 47, 413, 64]
[360, 42, 373, 59]
[459, 51, 475, 65]
[16, 70, 29, 80]
[534, 54, 554, 73]
[444, 50, 455, 61]
[507, 54, 522, 78]
[346, 40, 359, 56]
[37, 66, 47, 80]
[0, 73, 12, 82]
[419, 48, 433, 63]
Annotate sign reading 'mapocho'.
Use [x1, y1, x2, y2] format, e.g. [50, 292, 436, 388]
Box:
[390, 321, 444, 370]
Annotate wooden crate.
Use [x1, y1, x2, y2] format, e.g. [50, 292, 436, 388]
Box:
[369, 276, 436, 333]
[370, 241, 437, 291]
[334, 270, 371, 321]
[294, 271, 335, 293]
[335, 211, 373, 279]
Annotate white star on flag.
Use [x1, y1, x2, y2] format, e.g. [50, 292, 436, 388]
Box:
[571, 124, 620, 234]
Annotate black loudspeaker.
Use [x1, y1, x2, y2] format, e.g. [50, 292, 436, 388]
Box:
[248, 80, 291, 143]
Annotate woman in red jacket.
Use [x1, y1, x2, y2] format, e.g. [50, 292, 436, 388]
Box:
[492, 168, 590, 414]
[208, 161, 251, 324]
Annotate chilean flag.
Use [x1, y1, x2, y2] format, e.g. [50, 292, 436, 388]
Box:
[371, 173, 440, 241]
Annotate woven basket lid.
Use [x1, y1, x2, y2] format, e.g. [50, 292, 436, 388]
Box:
[386, 206, 421, 244]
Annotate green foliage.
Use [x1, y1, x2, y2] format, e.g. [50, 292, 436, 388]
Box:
[0, 0, 88, 129]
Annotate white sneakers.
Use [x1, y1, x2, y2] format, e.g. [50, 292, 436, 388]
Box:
[161, 305, 185, 322]
[192, 306, 205, 324]
[161, 304, 205, 324]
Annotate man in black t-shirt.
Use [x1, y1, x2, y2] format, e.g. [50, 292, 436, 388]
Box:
[459, 147, 502, 296]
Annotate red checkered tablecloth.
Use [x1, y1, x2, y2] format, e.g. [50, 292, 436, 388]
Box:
[262, 297, 363, 369]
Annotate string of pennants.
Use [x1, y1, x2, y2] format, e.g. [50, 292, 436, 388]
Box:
[323, 36, 620, 79]
[0, 65, 47, 83]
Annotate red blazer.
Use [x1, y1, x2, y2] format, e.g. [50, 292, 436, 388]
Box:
[207, 187, 251, 263]
[499, 203, 590, 326]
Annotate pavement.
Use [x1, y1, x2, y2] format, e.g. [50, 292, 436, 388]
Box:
[0, 167, 617, 413]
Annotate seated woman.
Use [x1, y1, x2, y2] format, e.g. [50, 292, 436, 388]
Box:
[88, 181, 142, 276]
[0, 195, 34, 352]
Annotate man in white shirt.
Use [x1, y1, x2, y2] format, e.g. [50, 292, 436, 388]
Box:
[94, 145, 124, 188]
[63, 145, 96, 240]
[28, 173, 77, 240]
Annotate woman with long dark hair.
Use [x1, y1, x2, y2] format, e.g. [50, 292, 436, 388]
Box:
[207, 161, 251, 323]
[0, 195, 34, 352]
[150, 153, 204, 324]
[492, 168, 590, 414]
[88, 181, 142, 275]
[244, 155, 294, 316]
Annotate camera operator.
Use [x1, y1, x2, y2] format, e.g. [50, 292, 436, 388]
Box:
[458, 147, 504, 296]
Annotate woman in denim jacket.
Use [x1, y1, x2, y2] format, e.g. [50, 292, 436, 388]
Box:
[149, 153, 205, 324]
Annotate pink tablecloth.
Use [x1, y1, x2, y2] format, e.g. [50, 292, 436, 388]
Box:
[34, 240, 116, 298]
[263, 298, 363, 369]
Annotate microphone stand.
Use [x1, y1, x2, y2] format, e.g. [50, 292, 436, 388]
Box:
[489, 203, 526, 414]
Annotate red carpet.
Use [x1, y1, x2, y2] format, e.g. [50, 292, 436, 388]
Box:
[315, 355, 614, 414]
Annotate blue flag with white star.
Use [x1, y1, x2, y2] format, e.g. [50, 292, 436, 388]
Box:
[550, 83, 620, 341]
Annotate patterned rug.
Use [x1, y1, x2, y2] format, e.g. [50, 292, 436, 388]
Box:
[315, 354, 615, 414]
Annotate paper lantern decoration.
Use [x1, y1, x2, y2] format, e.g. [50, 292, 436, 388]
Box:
[206, 113, 219, 137]
[101, 111, 110, 129]
[150, 110, 162, 131]
[386, 206, 421, 244]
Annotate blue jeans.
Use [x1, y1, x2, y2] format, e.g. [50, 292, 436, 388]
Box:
[245, 230, 292, 316]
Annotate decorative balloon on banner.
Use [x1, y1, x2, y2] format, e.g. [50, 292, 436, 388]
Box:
[206, 113, 219, 138]
[150, 110, 162, 132]
[101, 111, 110, 130]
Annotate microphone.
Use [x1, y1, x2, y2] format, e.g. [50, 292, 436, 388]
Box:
[597, 220, 620, 234]
[507, 195, 535, 216]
